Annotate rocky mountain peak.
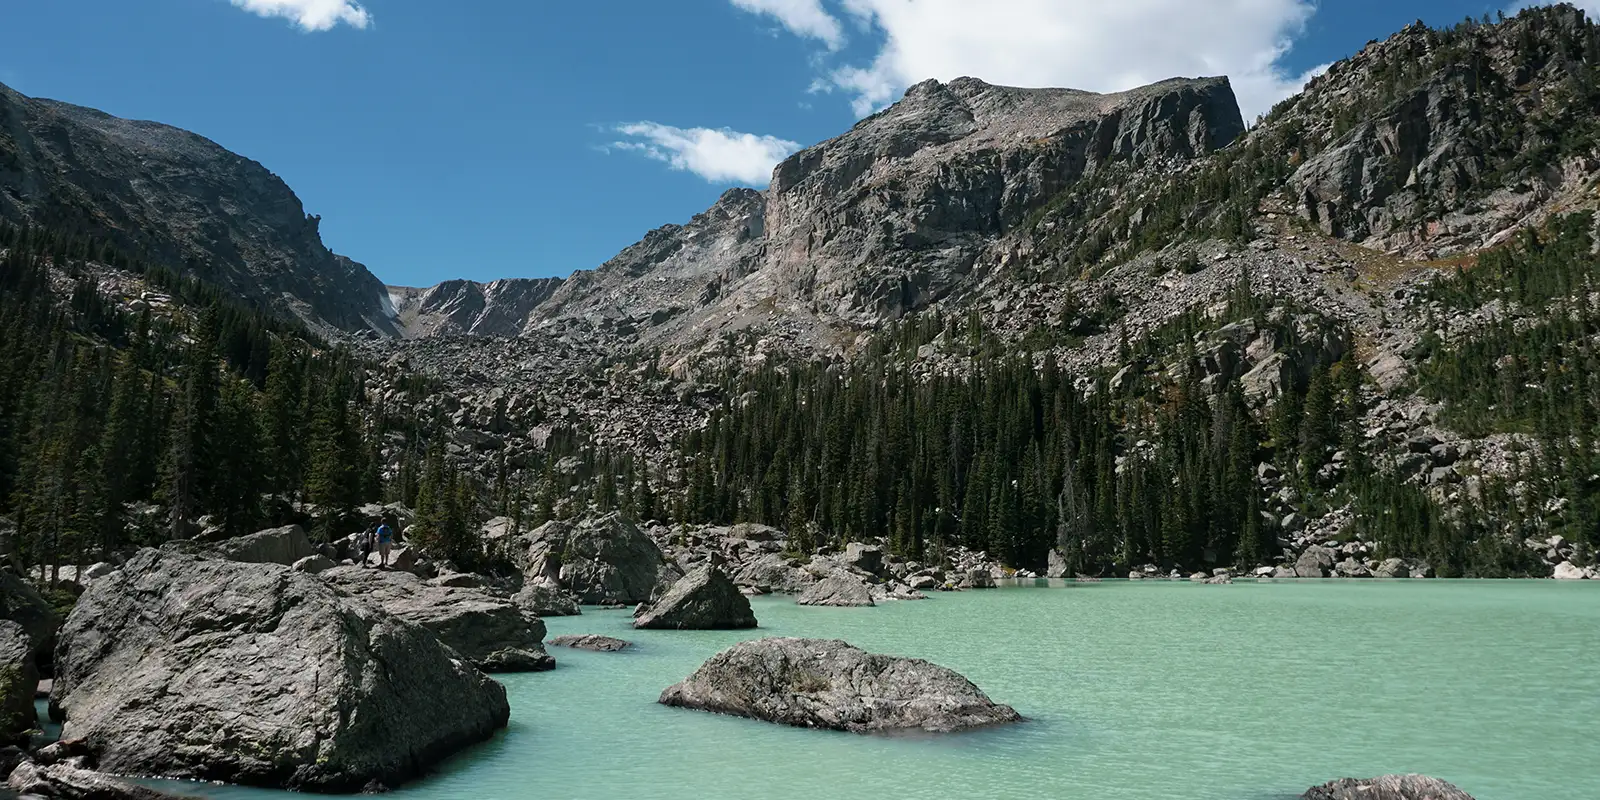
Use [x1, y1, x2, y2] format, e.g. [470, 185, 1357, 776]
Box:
[0, 81, 396, 336]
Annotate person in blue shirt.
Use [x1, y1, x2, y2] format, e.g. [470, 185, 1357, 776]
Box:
[376, 519, 395, 569]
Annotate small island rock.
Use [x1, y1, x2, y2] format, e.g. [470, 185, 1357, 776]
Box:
[659, 637, 1021, 733]
[548, 634, 631, 652]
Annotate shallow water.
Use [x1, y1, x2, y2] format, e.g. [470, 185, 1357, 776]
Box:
[160, 580, 1598, 800]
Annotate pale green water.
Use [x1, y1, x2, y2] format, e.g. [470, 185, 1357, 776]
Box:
[162, 581, 1597, 800]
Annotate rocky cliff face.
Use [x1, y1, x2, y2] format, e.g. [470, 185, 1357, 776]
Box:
[398, 76, 1244, 358]
[0, 81, 396, 335]
[1279, 7, 1600, 256]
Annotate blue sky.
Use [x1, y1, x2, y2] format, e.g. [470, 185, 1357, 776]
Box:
[1, 0, 1571, 287]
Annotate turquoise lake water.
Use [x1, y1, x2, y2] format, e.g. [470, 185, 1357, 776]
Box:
[158, 580, 1598, 800]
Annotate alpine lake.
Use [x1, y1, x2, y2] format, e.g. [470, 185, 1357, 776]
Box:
[144, 579, 1598, 800]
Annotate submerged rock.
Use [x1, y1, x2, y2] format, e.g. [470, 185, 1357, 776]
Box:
[514, 577, 582, 616]
[1301, 775, 1475, 799]
[796, 576, 875, 607]
[0, 620, 37, 740]
[548, 634, 631, 652]
[634, 565, 757, 630]
[322, 566, 554, 671]
[660, 637, 1021, 733]
[50, 550, 510, 792]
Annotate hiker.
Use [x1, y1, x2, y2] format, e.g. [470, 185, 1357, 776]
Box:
[377, 518, 395, 569]
[358, 526, 376, 568]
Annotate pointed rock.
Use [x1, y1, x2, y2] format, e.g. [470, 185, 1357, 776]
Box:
[633, 564, 756, 630]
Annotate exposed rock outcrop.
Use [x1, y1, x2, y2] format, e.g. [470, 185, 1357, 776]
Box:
[49, 550, 510, 792]
[1301, 775, 1475, 800]
[633, 564, 756, 630]
[659, 637, 1021, 733]
[214, 525, 316, 566]
[321, 566, 554, 671]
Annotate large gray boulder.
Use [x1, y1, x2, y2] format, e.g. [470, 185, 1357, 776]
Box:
[7, 759, 197, 799]
[634, 565, 756, 630]
[513, 578, 582, 617]
[522, 513, 666, 604]
[1294, 545, 1337, 578]
[659, 638, 1021, 733]
[49, 550, 510, 792]
[796, 576, 875, 607]
[0, 620, 37, 740]
[0, 569, 62, 668]
[1301, 775, 1475, 800]
[214, 524, 316, 566]
[321, 566, 554, 672]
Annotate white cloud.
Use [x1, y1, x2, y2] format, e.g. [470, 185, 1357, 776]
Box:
[731, 0, 846, 50]
[746, 0, 1324, 121]
[610, 123, 803, 185]
[229, 0, 371, 32]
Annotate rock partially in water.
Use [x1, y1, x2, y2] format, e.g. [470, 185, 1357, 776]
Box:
[7, 759, 197, 799]
[50, 550, 510, 792]
[1552, 561, 1587, 580]
[634, 565, 756, 630]
[959, 568, 996, 589]
[1301, 775, 1475, 799]
[0, 620, 37, 740]
[1372, 558, 1410, 578]
[514, 577, 582, 617]
[548, 634, 631, 652]
[1295, 545, 1336, 578]
[796, 576, 875, 607]
[321, 566, 554, 671]
[659, 637, 1021, 733]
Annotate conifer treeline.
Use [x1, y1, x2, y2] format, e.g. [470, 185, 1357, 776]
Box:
[0, 224, 438, 577]
[674, 282, 1369, 575]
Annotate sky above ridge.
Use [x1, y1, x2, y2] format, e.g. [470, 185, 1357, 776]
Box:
[3, 0, 1590, 287]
